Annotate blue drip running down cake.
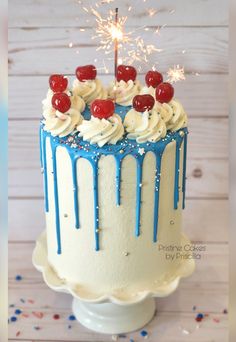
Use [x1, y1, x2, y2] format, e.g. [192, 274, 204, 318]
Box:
[39, 64, 190, 298]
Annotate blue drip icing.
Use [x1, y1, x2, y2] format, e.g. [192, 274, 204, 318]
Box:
[135, 157, 144, 237]
[115, 157, 122, 206]
[40, 128, 49, 212]
[71, 155, 80, 229]
[182, 133, 188, 209]
[50, 140, 62, 254]
[89, 158, 100, 251]
[153, 149, 165, 243]
[40, 116, 188, 254]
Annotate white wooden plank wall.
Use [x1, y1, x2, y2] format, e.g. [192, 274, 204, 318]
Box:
[8, 0, 229, 341]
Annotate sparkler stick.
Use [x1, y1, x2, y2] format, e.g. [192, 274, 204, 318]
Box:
[114, 8, 119, 78]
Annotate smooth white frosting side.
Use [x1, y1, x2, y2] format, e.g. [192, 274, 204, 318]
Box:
[43, 108, 83, 137]
[73, 79, 107, 105]
[77, 114, 124, 147]
[108, 80, 142, 106]
[42, 89, 85, 114]
[154, 99, 187, 131]
[46, 141, 184, 295]
[124, 108, 167, 143]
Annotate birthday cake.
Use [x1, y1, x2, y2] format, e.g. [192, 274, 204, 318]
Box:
[39, 64, 191, 299]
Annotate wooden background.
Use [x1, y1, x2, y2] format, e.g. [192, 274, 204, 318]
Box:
[8, 0, 229, 341]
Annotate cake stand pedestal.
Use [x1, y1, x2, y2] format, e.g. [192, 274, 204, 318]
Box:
[33, 231, 195, 334]
[72, 297, 156, 334]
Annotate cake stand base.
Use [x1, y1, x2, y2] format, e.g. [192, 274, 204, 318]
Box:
[72, 297, 156, 334]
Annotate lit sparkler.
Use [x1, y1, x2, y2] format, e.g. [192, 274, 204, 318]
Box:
[167, 65, 185, 83]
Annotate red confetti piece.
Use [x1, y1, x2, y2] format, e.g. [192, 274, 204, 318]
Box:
[28, 299, 35, 304]
[32, 311, 44, 319]
[53, 314, 60, 320]
[213, 318, 220, 323]
[16, 331, 21, 337]
[22, 313, 29, 318]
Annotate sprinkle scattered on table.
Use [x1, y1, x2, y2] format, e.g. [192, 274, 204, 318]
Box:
[223, 309, 228, 314]
[10, 316, 17, 322]
[15, 309, 22, 315]
[32, 311, 44, 319]
[192, 305, 197, 311]
[195, 313, 204, 322]
[53, 314, 60, 320]
[16, 331, 21, 337]
[34, 326, 41, 330]
[28, 299, 35, 304]
[68, 314, 76, 321]
[140, 330, 148, 338]
[15, 275, 23, 281]
[213, 318, 220, 323]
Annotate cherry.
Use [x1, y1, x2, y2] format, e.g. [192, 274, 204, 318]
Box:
[133, 94, 155, 112]
[91, 99, 115, 119]
[155, 82, 174, 103]
[76, 65, 97, 82]
[117, 65, 137, 82]
[145, 70, 163, 88]
[52, 93, 71, 113]
[49, 74, 68, 92]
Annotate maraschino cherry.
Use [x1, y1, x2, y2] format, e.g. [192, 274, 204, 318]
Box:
[117, 65, 137, 82]
[133, 94, 155, 112]
[52, 93, 71, 113]
[145, 70, 163, 88]
[76, 65, 97, 82]
[91, 99, 115, 119]
[155, 82, 174, 103]
[49, 74, 68, 92]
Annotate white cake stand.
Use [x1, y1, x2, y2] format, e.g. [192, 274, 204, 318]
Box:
[32, 231, 195, 334]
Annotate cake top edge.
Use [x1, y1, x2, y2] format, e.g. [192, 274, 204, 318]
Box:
[42, 64, 188, 146]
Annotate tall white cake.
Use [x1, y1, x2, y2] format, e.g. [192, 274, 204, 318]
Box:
[38, 65, 192, 301]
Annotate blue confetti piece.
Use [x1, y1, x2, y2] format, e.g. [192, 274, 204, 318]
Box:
[10, 316, 17, 322]
[15, 309, 22, 315]
[15, 275, 23, 281]
[197, 313, 204, 319]
[140, 330, 148, 337]
[68, 314, 76, 321]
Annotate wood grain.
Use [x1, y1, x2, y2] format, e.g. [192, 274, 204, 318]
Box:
[8, 198, 228, 243]
[9, 74, 228, 120]
[8, 0, 228, 28]
[8, 27, 228, 75]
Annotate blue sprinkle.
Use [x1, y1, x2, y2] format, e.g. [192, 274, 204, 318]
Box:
[15, 309, 22, 315]
[197, 313, 204, 319]
[15, 275, 23, 281]
[140, 330, 148, 337]
[68, 314, 76, 321]
[10, 316, 17, 322]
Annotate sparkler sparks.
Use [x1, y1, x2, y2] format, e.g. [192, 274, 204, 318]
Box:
[167, 65, 185, 83]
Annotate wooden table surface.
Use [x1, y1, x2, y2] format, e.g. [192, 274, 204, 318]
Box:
[9, 0, 229, 341]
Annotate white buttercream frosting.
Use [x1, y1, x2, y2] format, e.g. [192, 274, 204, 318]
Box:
[124, 108, 167, 143]
[77, 114, 124, 147]
[73, 79, 107, 105]
[42, 89, 85, 114]
[155, 99, 187, 131]
[140, 85, 156, 98]
[108, 80, 142, 106]
[43, 107, 83, 138]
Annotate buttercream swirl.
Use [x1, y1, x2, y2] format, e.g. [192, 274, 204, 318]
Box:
[77, 114, 124, 147]
[42, 89, 85, 115]
[124, 108, 167, 143]
[43, 106, 83, 138]
[108, 80, 141, 106]
[139, 85, 156, 98]
[73, 79, 107, 105]
[155, 99, 187, 131]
